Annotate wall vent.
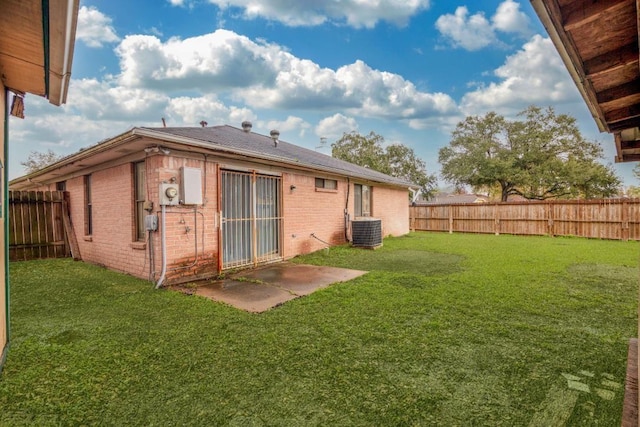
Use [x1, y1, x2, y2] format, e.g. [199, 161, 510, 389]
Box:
[351, 218, 382, 249]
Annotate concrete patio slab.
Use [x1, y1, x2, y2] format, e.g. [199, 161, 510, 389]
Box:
[193, 279, 298, 313]
[235, 263, 368, 296]
[176, 262, 368, 313]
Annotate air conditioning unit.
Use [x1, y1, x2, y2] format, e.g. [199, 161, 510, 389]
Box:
[351, 218, 382, 249]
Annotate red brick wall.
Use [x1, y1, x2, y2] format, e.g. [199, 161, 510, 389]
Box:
[371, 186, 410, 237]
[282, 174, 409, 258]
[157, 156, 218, 282]
[68, 164, 149, 275]
[29, 152, 409, 283]
[153, 155, 219, 283]
[61, 155, 220, 282]
[283, 173, 348, 258]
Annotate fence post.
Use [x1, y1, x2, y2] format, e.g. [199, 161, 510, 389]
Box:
[622, 199, 629, 241]
[494, 203, 500, 235]
[547, 201, 554, 237]
[409, 205, 414, 231]
[448, 206, 453, 234]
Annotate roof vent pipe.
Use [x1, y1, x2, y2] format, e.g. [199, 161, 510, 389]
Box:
[270, 129, 280, 146]
[242, 121, 252, 132]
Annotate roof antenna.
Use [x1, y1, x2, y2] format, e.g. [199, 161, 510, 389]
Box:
[316, 137, 327, 151]
[161, 117, 166, 127]
[270, 130, 280, 147]
[199, 120, 208, 128]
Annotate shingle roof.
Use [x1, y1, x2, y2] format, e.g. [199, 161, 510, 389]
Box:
[142, 125, 415, 188]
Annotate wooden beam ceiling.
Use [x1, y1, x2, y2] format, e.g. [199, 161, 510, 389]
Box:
[531, 0, 640, 162]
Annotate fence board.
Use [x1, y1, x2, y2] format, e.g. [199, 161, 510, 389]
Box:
[9, 191, 69, 261]
[410, 199, 640, 241]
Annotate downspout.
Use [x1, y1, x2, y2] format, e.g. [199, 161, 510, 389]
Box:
[2, 89, 10, 368]
[155, 204, 167, 289]
[41, 0, 51, 99]
[410, 188, 422, 205]
[344, 177, 351, 242]
[148, 229, 155, 282]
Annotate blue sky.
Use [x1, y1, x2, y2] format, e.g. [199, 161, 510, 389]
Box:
[10, 0, 637, 187]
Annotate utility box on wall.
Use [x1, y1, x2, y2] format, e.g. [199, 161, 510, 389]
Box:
[180, 167, 203, 205]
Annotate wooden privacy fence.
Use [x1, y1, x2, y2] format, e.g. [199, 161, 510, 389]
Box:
[8, 191, 72, 261]
[410, 199, 640, 241]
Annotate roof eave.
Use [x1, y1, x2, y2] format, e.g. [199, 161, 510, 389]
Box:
[9, 128, 140, 188]
[529, 0, 608, 133]
[11, 127, 416, 190]
[46, 0, 79, 105]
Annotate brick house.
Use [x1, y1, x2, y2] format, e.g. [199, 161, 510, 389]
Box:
[0, 0, 79, 370]
[10, 124, 415, 286]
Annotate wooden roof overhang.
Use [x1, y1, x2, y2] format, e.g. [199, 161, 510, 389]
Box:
[530, 0, 640, 162]
[0, 0, 79, 106]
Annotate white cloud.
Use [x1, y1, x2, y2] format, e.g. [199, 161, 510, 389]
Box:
[261, 116, 311, 138]
[165, 95, 256, 127]
[76, 6, 120, 48]
[435, 6, 496, 51]
[116, 31, 281, 91]
[492, 0, 532, 37]
[315, 114, 358, 139]
[436, 1, 532, 51]
[460, 35, 581, 115]
[201, 0, 430, 28]
[66, 79, 169, 121]
[115, 29, 458, 124]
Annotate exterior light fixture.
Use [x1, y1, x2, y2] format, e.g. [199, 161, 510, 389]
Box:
[10, 93, 24, 119]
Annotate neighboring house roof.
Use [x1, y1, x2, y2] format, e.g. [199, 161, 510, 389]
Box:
[0, 0, 79, 105]
[10, 125, 416, 189]
[418, 193, 489, 205]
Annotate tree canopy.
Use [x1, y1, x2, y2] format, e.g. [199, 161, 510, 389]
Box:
[20, 149, 63, 174]
[438, 106, 621, 201]
[332, 131, 436, 198]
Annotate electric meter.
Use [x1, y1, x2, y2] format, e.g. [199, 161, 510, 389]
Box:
[160, 183, 180, 206]
[165, 186, 178, 200]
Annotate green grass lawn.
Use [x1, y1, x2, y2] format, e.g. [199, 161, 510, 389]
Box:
[0, 232, 637, 426]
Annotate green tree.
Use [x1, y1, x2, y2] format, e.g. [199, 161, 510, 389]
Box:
[439, 106, 621, 201]
[20, 149, 63, 174]
[332, 131, 436, 198]
[625, 186, 640, 198]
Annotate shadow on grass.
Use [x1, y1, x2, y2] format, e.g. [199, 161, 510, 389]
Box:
[295, 246, 465, 277]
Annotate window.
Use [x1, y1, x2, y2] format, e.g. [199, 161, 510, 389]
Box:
[84, 175, 92, 235]
[354, 184, 371, 217]
[134, 162, 146, 241]
[55, 181, 66, 191]
[315, 178, 337, 190]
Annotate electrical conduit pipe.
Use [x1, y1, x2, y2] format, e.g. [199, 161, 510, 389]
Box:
[155, 204, 167, 289]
